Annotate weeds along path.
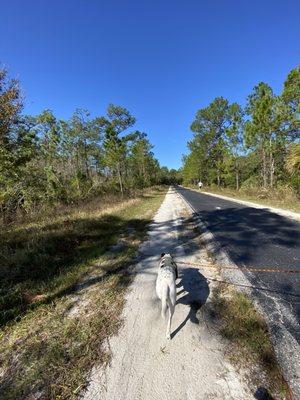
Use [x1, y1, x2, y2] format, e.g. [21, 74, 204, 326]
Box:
[83, 188, 252, 400]
[0, 188, 166, 399]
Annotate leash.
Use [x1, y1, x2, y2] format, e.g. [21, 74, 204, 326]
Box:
[176, 260, 300, 275]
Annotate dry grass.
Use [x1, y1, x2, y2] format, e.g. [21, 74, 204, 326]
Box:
[0, 186, 167, 399]
[211, 284, 291, 399]
[201, 186, 300, 213]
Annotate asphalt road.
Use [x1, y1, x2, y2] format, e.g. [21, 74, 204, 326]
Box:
[177, 186, 300, 345]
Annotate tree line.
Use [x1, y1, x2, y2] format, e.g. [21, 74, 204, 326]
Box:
[0, 67, 177, 221]
[182, 67, 300, 194]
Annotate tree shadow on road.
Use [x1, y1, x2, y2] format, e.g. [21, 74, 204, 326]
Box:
[196, 206, 299, 266]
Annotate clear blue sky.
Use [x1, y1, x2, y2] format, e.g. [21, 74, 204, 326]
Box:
[1, 0, 299, 169]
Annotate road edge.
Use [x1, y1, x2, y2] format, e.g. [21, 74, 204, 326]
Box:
[175, 186, 300, 400]
[192, 189, 300, 222]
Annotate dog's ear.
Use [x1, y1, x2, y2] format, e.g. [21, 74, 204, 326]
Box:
[161, 253, 165, 258]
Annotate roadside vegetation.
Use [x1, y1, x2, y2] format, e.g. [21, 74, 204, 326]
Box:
[0, 186, 167, 399]
[211, 283, 291, 399]
[182, 66, 300, 206]
[0, 65, 175, 399]
[0, 66, 179, 226]
[197, 185, 300, 213]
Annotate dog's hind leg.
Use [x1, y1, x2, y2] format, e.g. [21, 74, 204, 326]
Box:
[166, 299, 174, 340]
[169, 284, 176, 308]
[161, 286, 169, 320]
[161, 297, 167, 320]
[166, 284, 176, 339]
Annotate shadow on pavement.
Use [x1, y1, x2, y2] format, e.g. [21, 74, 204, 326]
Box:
[172, 267, 209, 338]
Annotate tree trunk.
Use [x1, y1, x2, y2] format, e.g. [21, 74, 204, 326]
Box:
[217, 169, 220, 187]
[270, 155, 275, 188]
[75, 145, 81, 193]
[84, 139, 90, 180]
[142, 161, 146, 186]
[117, 163, 124, 198]
[262, 147, 267, 188]
[236, 170, 239, 190]
[269, 137, 274, 188]
[235, 158, 239, 190]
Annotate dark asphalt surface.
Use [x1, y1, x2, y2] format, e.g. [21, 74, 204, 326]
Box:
[177, 186, 300, 344]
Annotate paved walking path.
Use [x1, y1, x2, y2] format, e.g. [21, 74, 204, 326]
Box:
[83, 188, 252, 400]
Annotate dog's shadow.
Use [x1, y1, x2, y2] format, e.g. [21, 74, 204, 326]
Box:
[172, 267, 209, 339]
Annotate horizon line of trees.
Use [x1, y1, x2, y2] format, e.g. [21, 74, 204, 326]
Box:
[182, 67, 300, 194]
[0, 66, 178, 222]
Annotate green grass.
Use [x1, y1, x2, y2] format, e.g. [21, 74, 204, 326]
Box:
[211, 285, 291, 399]
[196, 186, 300, 213]
[0, 186, 167, 399]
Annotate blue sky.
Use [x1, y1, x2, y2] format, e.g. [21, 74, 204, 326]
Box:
[1, 0, 299, 169]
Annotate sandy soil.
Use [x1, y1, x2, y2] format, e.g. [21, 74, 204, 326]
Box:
[82, 188, 252, 400]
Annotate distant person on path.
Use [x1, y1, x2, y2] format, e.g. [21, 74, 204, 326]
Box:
[198, 180, 203, 190]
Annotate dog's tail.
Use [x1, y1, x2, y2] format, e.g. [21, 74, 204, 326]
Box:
[161, 286, 169, 320]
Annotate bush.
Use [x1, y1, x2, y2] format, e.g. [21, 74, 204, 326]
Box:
[240, 175, 260, 190]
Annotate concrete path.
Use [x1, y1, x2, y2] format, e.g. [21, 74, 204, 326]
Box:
[82, 188, 252, 400]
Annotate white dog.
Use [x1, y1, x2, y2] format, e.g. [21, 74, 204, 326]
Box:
[156, 253, 178, 339]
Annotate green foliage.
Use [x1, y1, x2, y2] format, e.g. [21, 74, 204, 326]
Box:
[184, 97, 244, 188]
[0, 67, 22, 146]
[286, 143, 300, 175]
[0, 68, 173, 222]
[158, 166, 182, 185]
[183, 67, 300, 194]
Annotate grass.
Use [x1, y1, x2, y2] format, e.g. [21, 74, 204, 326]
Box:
[197, 186, 300, 213]
[0, 186, 167, 399]
[211, 284, 291, 399]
